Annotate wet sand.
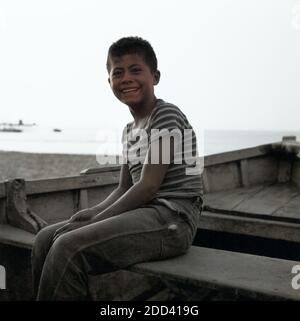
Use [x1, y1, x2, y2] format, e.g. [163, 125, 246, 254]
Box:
[0, 151, 118, 181]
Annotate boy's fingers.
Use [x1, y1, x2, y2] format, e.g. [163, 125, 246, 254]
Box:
[52, 221, 87, 243]
[69, 214, 79, 222]
[70, 212, 85, 222]
[52, 225, 71, 243]
[53, 224, 70, 238]
[52, 232, 60, 243]
[52, 233, 60, 243]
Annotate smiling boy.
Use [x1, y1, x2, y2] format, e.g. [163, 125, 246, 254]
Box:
[31, 36, 203, 300]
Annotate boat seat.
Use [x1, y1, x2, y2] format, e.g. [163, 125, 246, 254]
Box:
[0, 224, 35, 249]
[1, 223, 299, 300]
[129, 246, 300, 300]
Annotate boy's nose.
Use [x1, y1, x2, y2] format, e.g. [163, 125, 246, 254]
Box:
[121, 72, 133, 84]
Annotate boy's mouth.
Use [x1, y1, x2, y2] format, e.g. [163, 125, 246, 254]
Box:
[121, 87, 139, 94]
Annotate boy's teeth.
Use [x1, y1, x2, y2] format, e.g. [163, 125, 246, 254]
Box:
[123, 88, 137, 93]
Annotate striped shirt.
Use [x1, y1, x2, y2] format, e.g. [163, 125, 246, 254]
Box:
[122, 99, 203, 202]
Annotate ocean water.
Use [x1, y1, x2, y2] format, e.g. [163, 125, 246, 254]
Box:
[0, 125, 299, 156]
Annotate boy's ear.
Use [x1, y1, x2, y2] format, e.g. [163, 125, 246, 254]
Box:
[108, 77, 111, 86]
[153, 70, 160, 85]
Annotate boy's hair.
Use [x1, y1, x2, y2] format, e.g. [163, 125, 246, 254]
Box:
[106, 36, 158, 73]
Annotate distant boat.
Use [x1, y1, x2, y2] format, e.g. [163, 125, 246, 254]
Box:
[0, 127, 22, 133]
[0, 121, 36, 130]
[53, 128, 62, 132]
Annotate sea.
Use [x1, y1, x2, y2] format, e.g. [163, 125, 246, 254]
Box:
[0, 125, 299, 156]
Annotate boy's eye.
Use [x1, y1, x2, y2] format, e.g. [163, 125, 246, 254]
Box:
[131, 68, 141, 73]
[112, 70, 122, 77]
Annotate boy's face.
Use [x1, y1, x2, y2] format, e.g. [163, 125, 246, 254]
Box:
[108, 53, 159, 108]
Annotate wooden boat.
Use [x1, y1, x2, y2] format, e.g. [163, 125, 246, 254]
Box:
[1, 136, 300, 301]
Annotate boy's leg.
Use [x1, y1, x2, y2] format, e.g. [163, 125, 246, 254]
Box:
[36, 204, 196, 300]
[31, 220, 69, 299]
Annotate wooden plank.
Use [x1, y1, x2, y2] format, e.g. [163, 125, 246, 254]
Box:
[240, 159, 249, 187]
[26, 184, 117, 224]
[202, 170, 210, 193]
[204, 144, 271, 167]
[0, 224, 35, 249]
[204, 185, 267, 211]
[0, 199, 6, 224]
[234, 183, 300, 216]
[79, 189, 89, 210]
[27, 191, 75, 224]
[205, 162, 241, 193]
[273, 194, 300, 220]
[0, 183, 5, 198]
[80, 166, 121, 175]
[87, 185, 118, 208]
[25, 171, 120, 195]
[292, 160, 300, 187]
[247, 156, 278, 185]
[278, 159, 292, 183]
[0, 182, 7, 224]
[131, 246, 300, 300]
[199, 211, 300, 243]
[89, 270, 163, 301]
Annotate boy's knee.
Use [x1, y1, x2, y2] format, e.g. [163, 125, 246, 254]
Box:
[34, 225, 54, 247]
[32, 225, 61, 260]
[34, 221, 68, 247]
[50, 233, 76, 257]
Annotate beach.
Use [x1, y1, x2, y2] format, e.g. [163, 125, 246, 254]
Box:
[0, 151, 106, 181]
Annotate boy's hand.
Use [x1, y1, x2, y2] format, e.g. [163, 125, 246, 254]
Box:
[69, 208, 96, 223]
[52, 221, 90, 243]
[52, 208, 98, 242]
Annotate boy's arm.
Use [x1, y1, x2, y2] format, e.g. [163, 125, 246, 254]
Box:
[69, 164, 133, 222]
[91, 164, 169, 222]
[91, 137, 173, 222]
[90, 163, 133, 214]
[54, 163, 135, 240]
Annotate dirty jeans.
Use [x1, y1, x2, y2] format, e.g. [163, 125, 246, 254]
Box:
[31, 198, 201, 300]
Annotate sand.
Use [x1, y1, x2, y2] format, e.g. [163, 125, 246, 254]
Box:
[0, 151, 118, 181]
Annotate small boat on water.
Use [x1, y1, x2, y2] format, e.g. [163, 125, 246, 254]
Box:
[0, 127, 22, 133]
[53, 128, 62, 132]
[0, 121, 36, 132]
[1, 135, 300, 301]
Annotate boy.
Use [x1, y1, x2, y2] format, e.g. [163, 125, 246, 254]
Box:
[32, 36, 203, 300]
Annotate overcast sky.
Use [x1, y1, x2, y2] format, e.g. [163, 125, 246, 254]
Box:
[0, 0, 299, 132]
